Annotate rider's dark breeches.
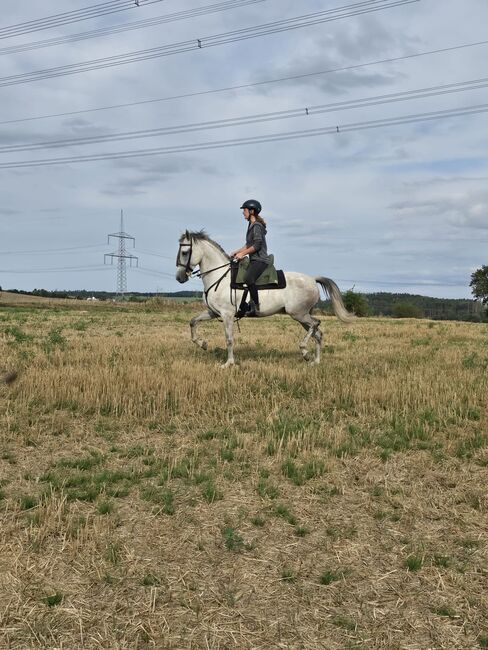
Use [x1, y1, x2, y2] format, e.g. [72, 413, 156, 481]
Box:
[244, 260, 268, 305]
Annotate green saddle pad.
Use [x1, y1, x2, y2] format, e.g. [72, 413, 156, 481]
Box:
[235, 255, 278, 285]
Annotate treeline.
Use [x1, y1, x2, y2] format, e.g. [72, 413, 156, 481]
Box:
[2, 288, 484, 321]
[320, 291, 485, 321]
[2, 289, 202, 301]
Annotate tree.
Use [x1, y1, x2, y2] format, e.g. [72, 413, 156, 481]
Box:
[392, 302, 424, 319]
[343, 290, 370, 317]
[470, 265, 488, 304]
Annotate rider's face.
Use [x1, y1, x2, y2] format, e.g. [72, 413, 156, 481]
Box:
[243, 208, 250, 220]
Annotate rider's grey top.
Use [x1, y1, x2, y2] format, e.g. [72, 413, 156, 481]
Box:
[246, 222, 271, 264]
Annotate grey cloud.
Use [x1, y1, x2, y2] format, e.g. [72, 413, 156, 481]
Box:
[390, 193, 488, 230]
[253, 15, 413, 96]
[0, 208, 19, 215]
[100, 155, 218, 196]
[61, 117, 113, 137]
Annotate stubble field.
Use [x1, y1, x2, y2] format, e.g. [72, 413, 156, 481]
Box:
[0, 294, 487, 649]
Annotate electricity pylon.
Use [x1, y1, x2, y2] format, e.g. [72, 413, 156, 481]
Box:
[104, 210, 138, 298]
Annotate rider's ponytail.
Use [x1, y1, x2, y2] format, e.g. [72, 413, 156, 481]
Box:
[254, 214, 267, 227]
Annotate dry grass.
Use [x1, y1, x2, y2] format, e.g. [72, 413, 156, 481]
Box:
[0, 300, 487, 649]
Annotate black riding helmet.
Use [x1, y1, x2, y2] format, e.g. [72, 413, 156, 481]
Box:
[240, 199, 262, 214]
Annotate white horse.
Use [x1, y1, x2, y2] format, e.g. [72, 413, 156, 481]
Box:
[176, 230, 354, 367]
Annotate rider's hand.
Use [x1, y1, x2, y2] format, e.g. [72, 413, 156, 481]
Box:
[234, 252, 245, 260]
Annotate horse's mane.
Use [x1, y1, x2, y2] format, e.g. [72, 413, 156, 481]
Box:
[180, 230, 230, 259]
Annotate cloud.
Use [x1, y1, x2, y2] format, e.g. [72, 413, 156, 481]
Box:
[252, 14, 413, 97]
[390, 190, 488, 230]
[100, 155, 218, 195]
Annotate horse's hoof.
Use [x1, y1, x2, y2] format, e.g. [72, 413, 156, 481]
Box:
[220, 361, 235, 369]
[201, 341, 208, 351]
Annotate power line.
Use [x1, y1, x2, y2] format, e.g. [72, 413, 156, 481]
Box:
[3, 74, 488, 154]
[0, 244, 104, 255]
[0, 0, 419, 88]
[0, 265, 112, 273]
[2, 36, 487, 128]
[0, 101, 486, 169]
[0, 0, 268, 56]
[134, 248, 175, 260]
[0, 0, 166, 41]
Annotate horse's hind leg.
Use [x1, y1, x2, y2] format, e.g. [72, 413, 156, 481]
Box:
[190, 310, 217, 350]
[291, 312, 322, 364]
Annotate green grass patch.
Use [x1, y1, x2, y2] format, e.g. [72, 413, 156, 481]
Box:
[56, 450, 105, 471]
[257, 478, 279, 500]
[456, 432, 487, 459]
[97, 500, 114, 515]
[433, 555, 451, 568]
[251, 515, 266, 527]
[42, 592, 63, 607]
[319, 569, 343, 585]
[104, 542, 122, 565]
[281, 568, 296, 583]
[274, 503, 297, 525]
[5, 325, 33, 344]
[140, 486, 174, 515]
[404, 554, 423, 571]
[141, 574, 161, 587]
[281, 458, 325, 485]
[18, 494, 38, 510]
[294, 525, 310, 537]
[201, 478, 223, 503]
[432, 606, 457, 618]
[331, 615, 356, 631]
[222, 526, 245, 552]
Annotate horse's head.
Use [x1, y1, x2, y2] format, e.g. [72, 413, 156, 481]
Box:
[176, 230, 201, 283]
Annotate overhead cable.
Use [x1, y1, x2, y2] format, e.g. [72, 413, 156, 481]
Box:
[2, 74, 487, 153]
[0, 0, 166, 41]
[0, 265, 112, 273]
[0, 0, 419, 88]
[0, 244, 105, 255]
[2, 36, 487, 128]
[0, 0, 268, 56]
[0, 101, 485, 169]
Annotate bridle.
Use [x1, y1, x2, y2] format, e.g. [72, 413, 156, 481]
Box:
[176, 241, 194, 276]
[177, 237, 236, 309]
[177, 238, 231, 280]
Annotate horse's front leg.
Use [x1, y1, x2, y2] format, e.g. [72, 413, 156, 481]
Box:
[190, 310, 217, 350]
[221, 314, 235, 368]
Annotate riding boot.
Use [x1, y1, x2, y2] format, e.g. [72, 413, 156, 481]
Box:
[246, 300, 260, 317]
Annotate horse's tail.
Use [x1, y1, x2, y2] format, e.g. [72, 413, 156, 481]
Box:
[315, 277, 355, 323]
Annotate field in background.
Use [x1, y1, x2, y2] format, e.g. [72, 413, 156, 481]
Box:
[0, 298, 487, 649]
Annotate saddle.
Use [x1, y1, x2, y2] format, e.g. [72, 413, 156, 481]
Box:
[230, 255, 286, 290]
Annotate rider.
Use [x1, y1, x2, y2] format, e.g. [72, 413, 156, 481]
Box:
[230, 199, 271, 317]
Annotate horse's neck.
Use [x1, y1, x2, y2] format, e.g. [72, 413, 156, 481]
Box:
[199, 241, 229, 289]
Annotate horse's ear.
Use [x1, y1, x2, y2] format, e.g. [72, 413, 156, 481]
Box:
[185, 229, 190, 240]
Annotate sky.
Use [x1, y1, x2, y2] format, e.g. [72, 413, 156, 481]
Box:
[0, 0, 487, 298]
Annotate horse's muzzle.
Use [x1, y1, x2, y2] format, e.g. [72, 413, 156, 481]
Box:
[176, 267, 190, 283]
